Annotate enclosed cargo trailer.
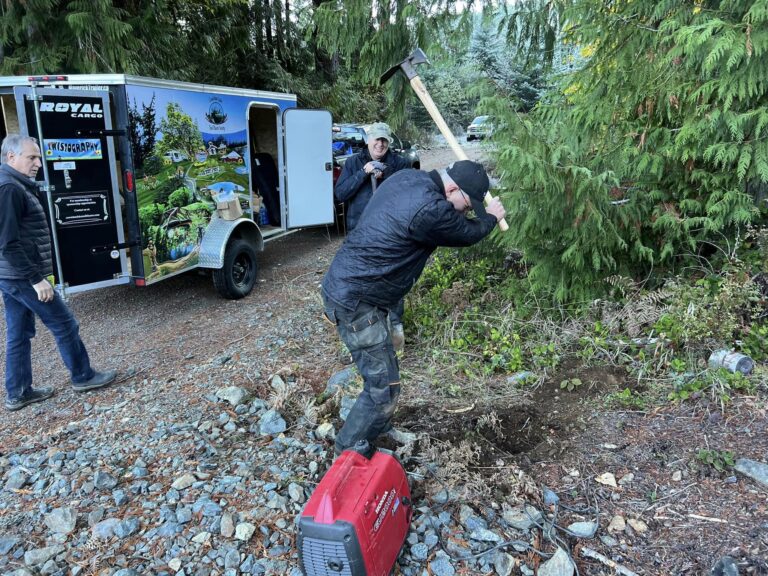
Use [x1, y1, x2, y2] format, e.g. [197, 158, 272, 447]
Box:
[0, 74, 334, 299]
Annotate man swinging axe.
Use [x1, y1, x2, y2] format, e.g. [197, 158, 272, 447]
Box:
[322, 158, 506, 455]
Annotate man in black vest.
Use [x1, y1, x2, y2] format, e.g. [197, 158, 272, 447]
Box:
[0, 135, 116, 411]
[322, 160, 506, 455]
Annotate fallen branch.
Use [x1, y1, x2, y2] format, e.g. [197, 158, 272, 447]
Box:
[688, 513, 728, 524]
[581, 547, 639, 576]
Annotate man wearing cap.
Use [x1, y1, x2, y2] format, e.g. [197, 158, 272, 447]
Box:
[334, 122, 409, 348]
[322, 160, 506, 455]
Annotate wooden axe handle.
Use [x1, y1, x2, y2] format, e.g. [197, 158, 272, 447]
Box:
[410, 76, 508, 232]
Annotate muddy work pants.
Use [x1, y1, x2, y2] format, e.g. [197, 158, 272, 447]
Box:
[322, 293, 401, 455]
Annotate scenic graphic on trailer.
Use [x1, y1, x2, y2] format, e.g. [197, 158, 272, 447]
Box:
[127, 85, 293, 282]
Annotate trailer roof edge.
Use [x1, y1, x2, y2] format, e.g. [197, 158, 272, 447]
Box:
[0, 74, 297, 101]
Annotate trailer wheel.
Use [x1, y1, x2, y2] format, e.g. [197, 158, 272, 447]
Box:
[213, 238, 258, 299]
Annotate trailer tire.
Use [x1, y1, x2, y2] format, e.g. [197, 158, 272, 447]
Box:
[213, 238, 258, 299]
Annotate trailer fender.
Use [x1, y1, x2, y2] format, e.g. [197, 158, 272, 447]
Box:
[198, 217, 263, 270]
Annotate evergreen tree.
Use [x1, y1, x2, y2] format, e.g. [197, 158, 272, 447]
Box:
[468, 24, 545, 112]
[490, 0, 768, 301]
[128, 95, 157, 172]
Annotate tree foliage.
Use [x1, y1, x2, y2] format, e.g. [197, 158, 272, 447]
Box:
[491, 0, 767, 301]
[468, 23, 545, 112]
[0, 0, 335, 105]
[155, 103, 203, 160]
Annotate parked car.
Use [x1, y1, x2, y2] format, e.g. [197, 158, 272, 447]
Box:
[466, 115, 493, 141]
[332, 123, 420, 186]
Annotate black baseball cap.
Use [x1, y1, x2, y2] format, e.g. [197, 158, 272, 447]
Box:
[446, 160, 489, 217]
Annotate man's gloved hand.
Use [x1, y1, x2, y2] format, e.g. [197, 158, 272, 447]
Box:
[371, 161, 386, 179]
[364, 160, 387, 180]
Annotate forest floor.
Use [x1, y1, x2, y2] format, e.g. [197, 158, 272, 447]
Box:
[0, 143, 766, 575]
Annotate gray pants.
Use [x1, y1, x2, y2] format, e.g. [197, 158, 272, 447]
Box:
[322, 293, 401, 454]
[389, 298, 405, 326]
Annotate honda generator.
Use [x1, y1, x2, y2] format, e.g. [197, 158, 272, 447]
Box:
[297, 441, 412, 576]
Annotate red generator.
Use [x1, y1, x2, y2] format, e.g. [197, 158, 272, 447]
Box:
[297, 443, 412, 576]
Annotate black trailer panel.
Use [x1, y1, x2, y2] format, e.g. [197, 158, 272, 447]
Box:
[14, 87, 129, 292]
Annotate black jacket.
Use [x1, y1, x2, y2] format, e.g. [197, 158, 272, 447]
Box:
[334, 148, 408, 231]
[323, 169, 497, 310]
[0, 164, 52, 283]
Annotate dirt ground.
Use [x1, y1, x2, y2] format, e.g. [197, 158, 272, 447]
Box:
[1, 143, 767, 574]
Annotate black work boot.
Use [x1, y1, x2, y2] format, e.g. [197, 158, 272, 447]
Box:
[5, 387, 55, 411]
[72, 369, 117, 392]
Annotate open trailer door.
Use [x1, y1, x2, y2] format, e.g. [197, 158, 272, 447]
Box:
[283, 109, 334, 228]
[14, 85, 130, 294]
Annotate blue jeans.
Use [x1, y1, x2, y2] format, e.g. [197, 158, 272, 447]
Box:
[322, 292, 401, 453]
[1, 279, 94, 401]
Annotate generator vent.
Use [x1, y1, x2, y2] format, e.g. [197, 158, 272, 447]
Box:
[301, 537, 353, 576]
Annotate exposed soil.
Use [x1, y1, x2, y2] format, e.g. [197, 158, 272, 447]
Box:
[1, 143, 767, 574]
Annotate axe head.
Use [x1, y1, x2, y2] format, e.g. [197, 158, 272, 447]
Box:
[380, 48, 430, 85]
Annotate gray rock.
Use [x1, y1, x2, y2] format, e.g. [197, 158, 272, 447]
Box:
[470, 528, 503, 543]
[266, 492, 288, 510]
[113, 570, 139, 576]
[224, 549, 241, 569]
[113, 518, 140, 538]
[288, 483, 305, 503]
[734, 458, 768, 487]
[538, 547, 574, 576]
[459, 504, 487, 531]
[0, 536, 20, 555]
[87, 508, 105, 526]
[172, 473, 197, 490]
[432, 488, 460, 504]
[44, 507, 77, 535]
[216, 386, 248, 407]
[502, 505, 542, 531]
[326, 367, 358, 393]
[257, 409, 287, 436]
[567, 521, 597, 538]
[4, 468, 28, 490]
[5, 569, 35, 576]
[157, 521, 181, 537]
[176, 507, 193, 524]
[40, 559, 60, 576]
[711, 556, 739, 576]
[235, 522, 256, 541]
[315, 422, 335, 440]
[221, 512, 235, 538]
[93, 471, 118, 490]
[92, 518, 121, 540]
[411, 542, 429, 560]
[600, 534, 619, 547]
[494, 551, 515, 576]
[23, 545, 64, 567]
[429, 551, 456, 576]
[130, 466, 149, 478]
[270, 374, 287, 390]
[113, 489, 129, 505]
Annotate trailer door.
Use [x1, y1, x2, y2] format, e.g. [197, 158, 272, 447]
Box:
[14, 87, 129, 294]
[283, 109, 334, 228]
